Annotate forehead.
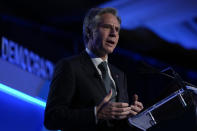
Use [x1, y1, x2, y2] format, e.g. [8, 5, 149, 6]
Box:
[97, 13, 120, 27]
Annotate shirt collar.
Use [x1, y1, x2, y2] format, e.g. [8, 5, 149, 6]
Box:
[85, 48, 108, 67]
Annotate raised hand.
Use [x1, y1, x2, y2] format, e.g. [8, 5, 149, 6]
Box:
[96, 90, 132, 120]
[130, 94, 144, 116]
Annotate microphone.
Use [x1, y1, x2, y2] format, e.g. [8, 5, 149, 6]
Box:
[160, 67, 185, 88]
[160, 67, 197, 89]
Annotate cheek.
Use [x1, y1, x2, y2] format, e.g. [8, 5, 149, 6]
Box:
[94, 31, 103, 40]
[117, 34, 120, 40]
[99, 30, 108, 39]
[115, 36, 119, 44]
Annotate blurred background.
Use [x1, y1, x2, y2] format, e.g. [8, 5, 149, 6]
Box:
[0, 0, 197, 131]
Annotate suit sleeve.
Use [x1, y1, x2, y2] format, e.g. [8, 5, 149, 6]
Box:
[44, 59, 96, 130]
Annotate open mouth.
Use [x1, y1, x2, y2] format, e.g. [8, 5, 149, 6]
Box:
[106, 40, 115, 45]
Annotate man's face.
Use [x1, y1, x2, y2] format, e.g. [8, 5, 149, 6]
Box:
[89, 13, 120, 57]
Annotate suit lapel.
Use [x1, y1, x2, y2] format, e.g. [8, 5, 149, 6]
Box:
[79, 51, 107, 96]
[108, 64, 121, 101]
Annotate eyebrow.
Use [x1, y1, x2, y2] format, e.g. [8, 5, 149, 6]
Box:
[100, 23, 120, 31]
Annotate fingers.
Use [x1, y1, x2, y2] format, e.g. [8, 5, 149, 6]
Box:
[98, 108, 131, 120]
[102, 102, 131, 114]
[130, 105, 142, 113]
[132, 94, 143, 109]
[97, 102, 131, 120]
[109, 104, 131, 114]
[129, 104, 144, 117]
[130, 110, 138, 116]
[134, 101, 144, 109]
[129, 94, 144, 117]
[98, 110, 129, 120]
[111, 102, 129, 108]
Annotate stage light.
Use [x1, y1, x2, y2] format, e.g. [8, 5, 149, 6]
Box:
[0, 83, 46, 108]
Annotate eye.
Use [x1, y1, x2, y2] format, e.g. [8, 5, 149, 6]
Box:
[102, 24, 111, 29]
[115, 27, 120, 32]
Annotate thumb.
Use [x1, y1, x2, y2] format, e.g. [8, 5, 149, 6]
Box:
[103, 89, 113, 103]
[96, 89, 112, 113]
[133, 94, 138, 102]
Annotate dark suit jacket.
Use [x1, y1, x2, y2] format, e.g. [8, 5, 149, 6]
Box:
[44, 51, 130, 131]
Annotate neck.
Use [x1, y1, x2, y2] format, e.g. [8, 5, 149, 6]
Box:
[100, 55, 107, 61]
[92, 49, 108, 61]
[86, 46, 108, 61]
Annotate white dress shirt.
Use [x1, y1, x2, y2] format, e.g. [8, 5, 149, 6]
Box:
[85, 48, 117, 124]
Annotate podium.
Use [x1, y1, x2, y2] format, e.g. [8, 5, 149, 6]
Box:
[128, 86, 197, 130]
[128, 68, 197, 131]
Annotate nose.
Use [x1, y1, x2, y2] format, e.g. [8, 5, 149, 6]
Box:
[109, 27, 116, 37]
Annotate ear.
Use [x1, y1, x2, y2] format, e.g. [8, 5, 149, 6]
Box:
[87, 27, 93, 39]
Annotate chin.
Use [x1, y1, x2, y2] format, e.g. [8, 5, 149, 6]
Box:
[105, 49, 114, 54]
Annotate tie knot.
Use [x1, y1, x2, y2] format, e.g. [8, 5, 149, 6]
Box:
[98, 61, 108, 74]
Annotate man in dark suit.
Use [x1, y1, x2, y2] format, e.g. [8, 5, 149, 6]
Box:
[44, 7, 143, 131]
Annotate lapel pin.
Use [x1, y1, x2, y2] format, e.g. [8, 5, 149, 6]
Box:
[116, 74, 119, 78]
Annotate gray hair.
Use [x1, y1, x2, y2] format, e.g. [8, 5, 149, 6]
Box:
[82, 7, 121, 46]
